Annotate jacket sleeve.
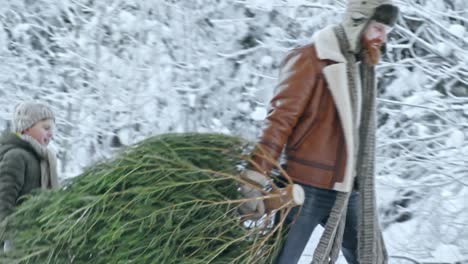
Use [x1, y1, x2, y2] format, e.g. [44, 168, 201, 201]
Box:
[0, 150, 26, 223]
[249, 47, 320, 175]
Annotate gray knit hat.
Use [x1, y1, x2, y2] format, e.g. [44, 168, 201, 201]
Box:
[14, 102, 55, 132]
[341, 0, 399, 53]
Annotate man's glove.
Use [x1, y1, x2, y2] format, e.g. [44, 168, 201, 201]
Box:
[238, 169, 271, 220]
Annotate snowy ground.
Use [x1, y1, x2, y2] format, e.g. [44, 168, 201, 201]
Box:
[298, 223, 466, 264]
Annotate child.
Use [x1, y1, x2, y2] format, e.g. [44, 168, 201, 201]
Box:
[0, 102, 59, 251]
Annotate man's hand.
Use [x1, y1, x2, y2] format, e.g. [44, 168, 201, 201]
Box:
[238, 170, 271, 220]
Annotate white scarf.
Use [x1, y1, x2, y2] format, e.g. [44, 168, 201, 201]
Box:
[20, 135, 59, 190]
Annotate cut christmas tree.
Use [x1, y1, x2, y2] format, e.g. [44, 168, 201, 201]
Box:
[0, 133, 297, 264]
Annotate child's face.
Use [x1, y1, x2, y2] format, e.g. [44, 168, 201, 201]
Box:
[24, 119, 54, 146]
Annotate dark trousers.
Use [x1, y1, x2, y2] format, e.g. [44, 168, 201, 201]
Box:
[275, 184, 359, 264]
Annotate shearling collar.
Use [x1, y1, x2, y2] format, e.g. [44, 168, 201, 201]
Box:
[312, 25, 346, 63]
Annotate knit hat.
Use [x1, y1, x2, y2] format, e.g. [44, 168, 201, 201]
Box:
[13, 102, 55, 132]
[341, 0, 399, 53]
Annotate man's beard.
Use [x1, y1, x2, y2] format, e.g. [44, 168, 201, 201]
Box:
[361, 40, 382, 66]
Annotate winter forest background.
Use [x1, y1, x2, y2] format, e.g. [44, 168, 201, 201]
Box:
[0, 0, 467, 263]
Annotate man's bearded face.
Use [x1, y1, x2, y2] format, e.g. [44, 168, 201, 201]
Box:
[361, 21, 390, 65]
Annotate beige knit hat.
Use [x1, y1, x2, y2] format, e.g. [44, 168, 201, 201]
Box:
[341, 0, 399, 53]
[13, 102, 55, 132]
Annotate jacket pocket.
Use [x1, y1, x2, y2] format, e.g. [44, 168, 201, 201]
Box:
[287, 76, 329, 150]
[287, 93, 327, 150]
[287, 116, 318, 150]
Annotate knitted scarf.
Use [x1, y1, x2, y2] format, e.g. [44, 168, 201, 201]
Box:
[311, 25, 387, 264]
[20, 135, 59, 190]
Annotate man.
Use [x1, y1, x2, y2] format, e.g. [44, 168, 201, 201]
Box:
[239, 0, 399, 263]
[0, 102, 59, 251]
